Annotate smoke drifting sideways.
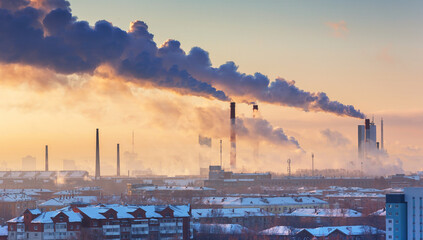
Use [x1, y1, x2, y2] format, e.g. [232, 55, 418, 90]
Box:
[193, 105, 303, 151]
[0, 0, 227, 101]
[159, 41, 365, 119]
[237, 118, 303, 152]
[0, 0, 365, 118]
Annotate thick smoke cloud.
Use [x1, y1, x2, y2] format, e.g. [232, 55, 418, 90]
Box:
[0, 0, 364, 117]
[0, 1, 228, 100]
[159, 42, 365, 118]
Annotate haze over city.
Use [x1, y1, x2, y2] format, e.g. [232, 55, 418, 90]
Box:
[0, 0, 422, 177]
[2, 1, 423, 240]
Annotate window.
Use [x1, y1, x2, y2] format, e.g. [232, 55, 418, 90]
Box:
[34, 225, 38, 230]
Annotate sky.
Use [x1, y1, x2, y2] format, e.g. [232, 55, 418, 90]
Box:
[0, 0, 422, 176]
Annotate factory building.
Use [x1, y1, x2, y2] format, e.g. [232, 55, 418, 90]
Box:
[358, 118, 384, 160]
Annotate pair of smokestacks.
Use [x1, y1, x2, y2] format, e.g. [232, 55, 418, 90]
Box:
[229, 102, 259, 171]
[95, 129, 121, 180]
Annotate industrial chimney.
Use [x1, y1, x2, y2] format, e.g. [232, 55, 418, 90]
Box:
[381, 118, 384, 150]
[95, 128, 100, 180]
[117, 143, 120, 177]
[45, 145, 48, 171]
[230, 102, 236, 170]
[253, 104, 259, 163]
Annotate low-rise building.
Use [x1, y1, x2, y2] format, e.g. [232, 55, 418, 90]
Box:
[38, 196, 98, 212]
[7, 204, 192, 240]
[0, 194, 36, 224]
[197, 196, 328, 214]
[192, 208, 275, 230]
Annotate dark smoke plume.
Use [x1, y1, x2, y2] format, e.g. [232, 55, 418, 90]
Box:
[0, 0, 364, 118]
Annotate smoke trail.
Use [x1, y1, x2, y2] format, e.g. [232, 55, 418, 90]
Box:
[159, 42, 365, 118]
[238, 118, 303, 150]
[0, 0, 364, 117]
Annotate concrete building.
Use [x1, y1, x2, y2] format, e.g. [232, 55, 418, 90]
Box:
[386, 188, 423, 240]
[386, 193, 407, 240]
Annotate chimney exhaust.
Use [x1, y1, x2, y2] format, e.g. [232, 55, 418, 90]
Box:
[230, 102, 236, 170]
[95, 128, 100, 180]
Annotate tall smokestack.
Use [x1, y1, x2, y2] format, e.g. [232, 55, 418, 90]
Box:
[95, 128, 100, 180]
[230, 102, 236, 170]
[117, 143, 120, 177]
[45, 145, 48, 171]
[220, 139, 223, 168]
[381, 118, 384, 150]
[253, 104, 259, 164]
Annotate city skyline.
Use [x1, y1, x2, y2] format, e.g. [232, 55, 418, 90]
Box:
[0, 0, 422, 176]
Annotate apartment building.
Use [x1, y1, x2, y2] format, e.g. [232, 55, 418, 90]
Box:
[7, 204, 192, 240]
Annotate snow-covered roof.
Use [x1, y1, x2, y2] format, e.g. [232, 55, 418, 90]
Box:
[133, 186, 215, 191]
[192, 208, 274, 219]
[78, 204, 190, 220]
[200, 197, 328, 207]
[284, 208, 362, 217]
[371, 208, 386, 216]
[39, 196, 97, 207]
[28, 209, 42, 215]
[303, 225, 384, 236]
[0, 193, 34, 202]
[31, 210, 83, 223]
[7, 216, 24, 223]
[325, 192, 385, 198]
[0, 225, 7, 236]
[53, 190, 82, 196]
[192, 223, 251, 234]
[259, 226, 297, 236]
[261, 225, 385, 237]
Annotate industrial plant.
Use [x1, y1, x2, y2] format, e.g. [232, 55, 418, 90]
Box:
[0, 102, 418, 239]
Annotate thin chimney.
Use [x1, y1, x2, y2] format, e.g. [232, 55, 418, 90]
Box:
[230, 102, 236, 170]
[45, 145, 48, 171]
[117, 143, 120, 177]
[95, 128, 100, 180]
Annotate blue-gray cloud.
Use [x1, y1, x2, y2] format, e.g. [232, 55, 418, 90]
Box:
[0, 0, 365, 117]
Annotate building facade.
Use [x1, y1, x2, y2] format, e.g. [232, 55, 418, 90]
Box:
[386, 193, 407, 240]
[386, 188, 423, 240]
[8, 204, 192, 240]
